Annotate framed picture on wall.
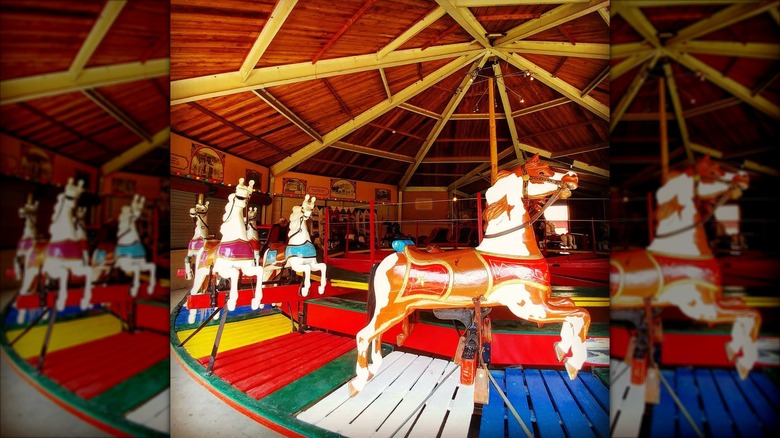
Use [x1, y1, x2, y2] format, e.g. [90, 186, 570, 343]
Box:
[283, 178, 307, 196]
[112, 177, 136, 197]
[331, 178, 356, 200]
[375, 188, 391, 202]
[190, 143, 225, 182]
[20, 144, 52, 182]
[246, 169, 262, 188]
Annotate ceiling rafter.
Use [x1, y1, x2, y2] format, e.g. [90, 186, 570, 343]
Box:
[313, 0, 377, 64]
[240, 0, 298, 82]
[170, 42, 482, 105]
[19, 101, 113, 155]
[669, 40, 780, 60]
[476, 13, 542, 21]
[435, 0, 491, 49]
[378, 69, 392, 99]
[611, 41, 654, 59]
[271, 53, 481, 176]
[69, 1, 127, 79]
[598, 6, 609, 26]
[448, 146, 517, 190]
[1, 58, 169, 106]
[667, 2, 778, 46]
[610, 52, 661, 132]
[400, 103, 442, 119]
[323, 78, 354, 118]
[252, 89, 322, 143]
[500, 41, 609, 59]
[377, 6, 446, 59]
[188, 102, 290, 157]
[454, 0, 589, 5]
[582, 66, 609, 97]
[511, 97, 570, 117]
[493, 61, 527, 162]
[331, 141, 415, 163]
[684, 97, 740, 118]
[421, 23, 462, 51]
[616, 5, 661, 48]
[81, 88, 151, 142]
[494, 50, 609, 120]
[101, 127, 169, 175]
[399, 53, 491, 189]
[365, 110, 405, 147]
[551, 142, 608, 158]
[610, 50, 655, 80]
[450, 112, 506, 120]
[662, 62, 694, 162]
[664, 47, 780, 119]
[494, 0, 608, 47]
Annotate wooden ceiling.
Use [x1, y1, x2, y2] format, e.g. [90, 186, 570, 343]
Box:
[610, 0, 779, 196]
[170, 0, 612, 196]
[0, 0, 170, 177]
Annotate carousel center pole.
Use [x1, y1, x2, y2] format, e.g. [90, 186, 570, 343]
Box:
[488, 76, 498, 185]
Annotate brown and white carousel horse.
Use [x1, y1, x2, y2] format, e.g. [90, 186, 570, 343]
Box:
[259, 194, 327, 305]
[114, 194, 156, 297]
[188, 178, 264, 315]
[19, 178, 93, 311]
[610, 156, 758, 380]
[348, 154, 590, 395]
[184, 196, 210, 281]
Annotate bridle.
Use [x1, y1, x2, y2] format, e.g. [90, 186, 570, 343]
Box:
[483, 168, 572, 239]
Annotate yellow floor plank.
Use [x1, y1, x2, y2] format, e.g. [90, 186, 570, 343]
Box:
[6, 313, 123, 360]
[176, 313, 292, 360]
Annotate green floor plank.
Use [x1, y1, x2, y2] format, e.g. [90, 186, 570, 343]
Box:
[89, 359, 170, 415]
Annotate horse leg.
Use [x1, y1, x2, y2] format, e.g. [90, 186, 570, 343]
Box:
[314, 261, 327, 294]
[184, 254, 193, 280]
[14, 253, 23, 281]
[368, 336, 383, 378]
[144, 261, 156, 294]
[290, 259, 312, 296]
[225, 268, 240, 311]
[129, 263, 141, 298]
[72, 264, 93, 310]
[19, 262, 37, 295]
[350, 327, 375, 396]
[46, 265, 68, 311]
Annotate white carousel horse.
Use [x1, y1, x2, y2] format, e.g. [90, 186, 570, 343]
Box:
[74, 205, 113, 283]
[247, 206, 261, 266]
[184, 197, 210, 281]
[348, 154, 590, 395]
[19, 178, 93, 311]
[14, 194, 39, 281]
[260, 194, 327, 302]
[611, 156, 758, 380]
[114, 194, 156, 297]
[188, 178, 263, 316]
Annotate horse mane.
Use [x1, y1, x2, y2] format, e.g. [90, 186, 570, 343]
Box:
[655, 195, 685, 222]
[483, 195, 514, 223]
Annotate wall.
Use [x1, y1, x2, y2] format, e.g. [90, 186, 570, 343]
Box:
[1, 133, 98, 190]
[400, 190, 453, 243]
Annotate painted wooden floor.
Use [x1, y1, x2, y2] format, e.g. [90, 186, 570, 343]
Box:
[297, 351, 475, 438]
[480, 368, 609, 438]
[176, 312, 292, 359]
[611, 359, 780, 438]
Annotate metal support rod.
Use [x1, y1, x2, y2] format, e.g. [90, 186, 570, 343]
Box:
[36, 306, 57, 374]
[10, 307, 49, 346]
[178, 307, 221, 347]
[206, 305, 229, 375]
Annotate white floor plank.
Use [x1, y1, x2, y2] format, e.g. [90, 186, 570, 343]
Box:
[406, 366, 462, 438]
[125, 388, 169, 434]
[610, 360, 645, 438]
[440, 381, 475, 438]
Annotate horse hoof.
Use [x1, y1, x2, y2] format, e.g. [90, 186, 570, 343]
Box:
[564, 359, 579, 380]
[554, 342, 567, 362]
[348, 381, 359, 398]
[227, 300, 237, 311]
[188, 314, 196, 325]
[725, 342, 739, 362]
[250, 299, 260, 310]
[737, 363, 750, 380]
[301, 288, 309, 297]
[318, 286, 325, 295]
[80, 299, 90, 310]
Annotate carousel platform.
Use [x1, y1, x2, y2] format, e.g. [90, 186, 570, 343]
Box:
[610, 359, 780, 438]
[1, 286, 170, 437]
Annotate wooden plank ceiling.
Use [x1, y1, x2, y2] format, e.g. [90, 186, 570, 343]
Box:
[170, 0, 611, 196]
[610, 0, 779, 196]
[0, 0, 170, 177]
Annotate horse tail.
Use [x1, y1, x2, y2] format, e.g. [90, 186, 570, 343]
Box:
[366, 262, 379, 323]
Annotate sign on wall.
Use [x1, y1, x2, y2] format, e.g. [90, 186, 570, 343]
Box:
[190, 143, 225, 182]
[21, 144, 53, 182]
[375, 188, 391, 202]
[331, 178, 356, 200]
[283, 177, 307, 196]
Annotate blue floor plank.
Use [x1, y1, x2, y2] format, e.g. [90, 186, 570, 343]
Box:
[694, 369, 737, 438]
[561, 371, 609, 438]
[525, 369, 565, 438]
[505, 368, 534, 438]
[734, 371, 780, 434]
[579, 372, 609, 412]
[711, 369, 763, 438]
[650, 369, 677, 438]
[541, 370, 595, 438]
[481, 370, 507, 438]
[676, 368, 705, 438]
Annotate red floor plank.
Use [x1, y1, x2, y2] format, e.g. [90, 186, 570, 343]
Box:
[27, 331, 168, 399]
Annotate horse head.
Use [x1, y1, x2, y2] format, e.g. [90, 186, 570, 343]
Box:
[247, 206, 258, 225]
[19, 194, 39, 220]
[693, 155, 748, 200]
[224, 178, 254, 221]
[288, 194, 316, 235]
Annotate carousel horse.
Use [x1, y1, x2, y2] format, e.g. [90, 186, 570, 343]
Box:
[610, 156, 759, 380]
[261, 194, 327, 301]
[188, 178, 263, 314]
[184, 196, 210, 281]
[348, 154, 590, 395]
[74, 205, 114, 283]
[19, 178, 93, 311]
[14, 194, 39, 281]
[247, 206, 261, 266]
[114, 194, 156, 297]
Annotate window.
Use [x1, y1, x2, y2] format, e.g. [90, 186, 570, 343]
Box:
[543, 205, 569, 234]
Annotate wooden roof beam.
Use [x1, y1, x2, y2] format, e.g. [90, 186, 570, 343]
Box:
[610, 52, 661, 132]
[448, 146, 517, 190]
[188, 102, 290, 157]
[19, 102, 112, 155]
[617, 5, 661, 48]
[670, 41, 780, 60]
[581, 66, 609, 97]
[743, 159, 780, 177]
[323, 78, 354, 118]
[313, 0, 377, 64]
[611, 41, 654, 59]
[379, 69, 392, 99]
[501, 41, 609, 59]
[435, 0, 491, 49]
[422, 156, 493, 163]
[368, 123, 424, 140]
[271, 53, 481, 176]
[684, 97, 740, 118]
[450, 112, 506, 120]
[1, 58, 168, 106]
[240, 0, 298, 82]
[667, 2, 778, 46]
[400, 103, 442, 119]
[399, 53, 491, 189]
[493, 61, 527, 162]
[252, 89, 322, 143]
[598, 6, 609, 26]
[377, 6, 445, 59]
[551, 142, 609, 158]
[81, 88, 151, 143]
[610, 50, 656, 80]
[454, 0, 589, 5]
[69, 1, 126, 79]
[101, 127, 169, 175]
[420, 23, 462, 51]
[365, 110, 404, 147]
[511, 97, 570, 117]
[494, 50, 609, 120]
[331, 141, 415, 163]
[494, 0, 608, 47]
[171, 42, 482, 105]
[752, 69, 780, 96]
[662, 63, 694, 163]
[664, 48, 780, 119]
[475, 13, 542, 21]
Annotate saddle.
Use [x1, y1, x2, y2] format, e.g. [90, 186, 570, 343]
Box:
[267, 242, 287, 263]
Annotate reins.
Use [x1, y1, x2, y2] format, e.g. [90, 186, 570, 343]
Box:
[654, 178, 738, 239]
